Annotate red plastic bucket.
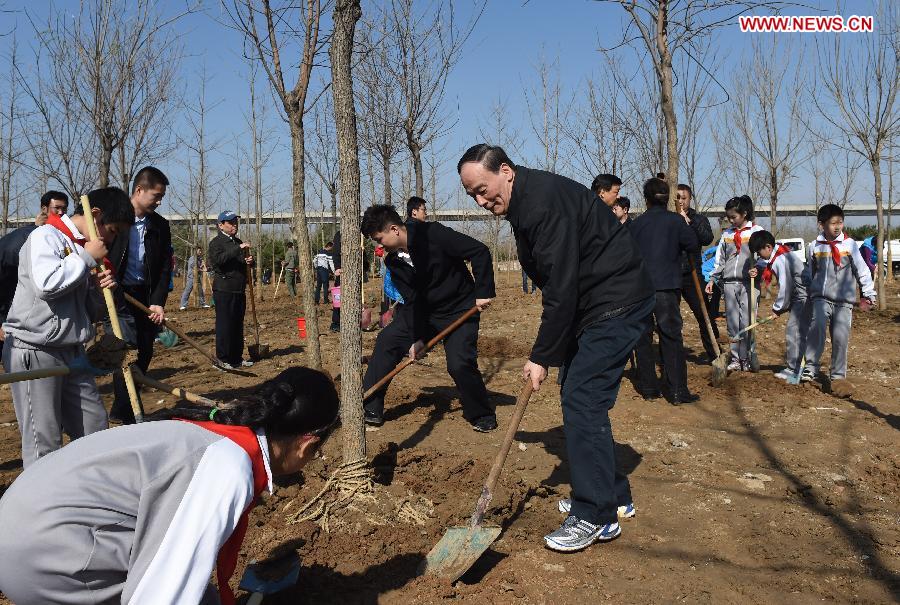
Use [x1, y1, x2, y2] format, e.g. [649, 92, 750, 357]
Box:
[330, 286, 341, 309]
[297, 316, 307, 339]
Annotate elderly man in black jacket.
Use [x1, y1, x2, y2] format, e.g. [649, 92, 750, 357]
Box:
[207, 211, 254, 369]
[360, 205, 497, 432]
[108, 167, 172, 423]
[459, 144, 655, 553]
[630, 179, 700, 404]
[676, 184, 719, 358]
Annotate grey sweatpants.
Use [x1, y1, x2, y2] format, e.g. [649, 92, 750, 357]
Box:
[804, 298, 853, 380]
[723, 280, 756, 362]
[2, 337, 108, 468]
[783, 298, 811, 374]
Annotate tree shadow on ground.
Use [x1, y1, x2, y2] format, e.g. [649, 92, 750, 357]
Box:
[267, 343, 305, 357]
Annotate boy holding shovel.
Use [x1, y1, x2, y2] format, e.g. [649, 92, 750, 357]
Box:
[1, 187, 134, 467]
[459, 144, 655, 552]
[360, 204, 497, 432]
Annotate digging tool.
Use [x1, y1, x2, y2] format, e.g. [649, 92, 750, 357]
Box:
[239, 556, 301, 605]
[690, 266, 728, 385]
[749, 256, 761, 372]
[203, 270, 214, 307]
[363, 305, 480, 400]
[79, 195, 144, 423]
[157, 328, 179, 348]
[245, 250, 269, 361]
[0, 354, 116, 385]
[787, 356, 806, 385]
[131, 369, 219, 406]
[422, 380, 535, 581]
[272, 265, 286, 300]
[730, 313, 779, 342]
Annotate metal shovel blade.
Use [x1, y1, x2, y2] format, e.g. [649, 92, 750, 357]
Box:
[239, 558, 300, 595]
[420, 524, 502, 582]
[711, 351, 729, 386]
[248, 343, 270, 361]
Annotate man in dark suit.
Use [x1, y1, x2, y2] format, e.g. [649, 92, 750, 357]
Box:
[107, 166, 172, 423]
[207, 211, 254, 369]
[360, 204, 496, 432]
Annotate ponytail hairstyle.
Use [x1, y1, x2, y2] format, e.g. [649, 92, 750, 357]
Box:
[643, 177, 669, 207]
[724, 195, 754, 221]
[166, 367, 339, 439]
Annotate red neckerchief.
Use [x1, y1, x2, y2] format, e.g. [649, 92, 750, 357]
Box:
[816, 235, 843, 268]
[181, 420, 269, 605]
[733, 225, 751, 252]
[46, 213, 86, 247]
[762, 244, 791, 286]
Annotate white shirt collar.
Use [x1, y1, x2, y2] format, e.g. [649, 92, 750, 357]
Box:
[255, 429, 274, 494]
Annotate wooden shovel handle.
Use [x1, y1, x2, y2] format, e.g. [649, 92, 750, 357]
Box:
[470, 380, 534, 527]
[131, 369, 219, 406]
[123, 292, 222, 368]
[244, 250, 261, 346]
[690, 266, 721, 358]
[0, 366, 71, 385]
[363, 305, 480, 400]
[79, 195, 144, 423]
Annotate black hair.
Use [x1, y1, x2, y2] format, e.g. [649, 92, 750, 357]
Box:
[748, 230, 776, 254]
[325, 241, 333, 248]
[286, 242, 295, 248]
[40, 190, 69, 208]
[643, 178, 669, 207]
[406, 196, 427, 218]
[165, 367, 339, 439]
[132, 166, 169, 195]
[656, 172, 666, 180]
[457, 144, 516, 174]
[817, 203, 844, 223]
[361, 204, 404, 237]
[677, 183, 692, 197]
[75, 187, 135, 226]
[614, 196, 631, 211]
[724, 195, 754, 220]
[591, 173, 622, 194]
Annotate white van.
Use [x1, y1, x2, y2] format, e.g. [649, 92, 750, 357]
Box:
[775, 237, 806, 264]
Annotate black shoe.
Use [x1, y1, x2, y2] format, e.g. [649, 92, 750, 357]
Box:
[364, 410, 384, 426]
[472, 415, 498, 432]
[638, 390, 662, 401]
[669, 391, 700, 406]
[329, 325, 340, 333]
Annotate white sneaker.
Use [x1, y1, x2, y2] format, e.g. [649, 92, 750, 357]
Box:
[179, 306, 187, 311]
[557, 499, 636, 519]
[727, 359, 742, 372]
[773, 368, 793, 381]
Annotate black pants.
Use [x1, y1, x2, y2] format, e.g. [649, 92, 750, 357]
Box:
[314, 267, 331, 304]
[634, 289, 689, 397]
[561, 296, 653, 525]
[110, 285, 158, 423]
[680, 272, 720, 357]
[214, 290, 246, 366]
[362, 306, 493, 423]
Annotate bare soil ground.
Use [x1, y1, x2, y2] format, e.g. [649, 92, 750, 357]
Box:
[1, 274, 898, 604]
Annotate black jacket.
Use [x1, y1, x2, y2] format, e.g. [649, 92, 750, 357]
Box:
[679, 207, 713, 275]
[629, 206, 699, 291]
[0, 224, 38, 322]
[385, 221, 495, 339]
[109, 212, 172, 307]
[507, 166, 655, 367]
[208, 232, 248, 293]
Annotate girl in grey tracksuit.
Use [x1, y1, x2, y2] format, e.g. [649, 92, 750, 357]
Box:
[706, 196, 763, 370]
[0, 367, 339, 605]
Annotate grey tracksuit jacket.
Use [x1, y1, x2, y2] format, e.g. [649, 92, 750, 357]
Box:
[805, 234, 875, 305]
[709, 222, 765, 283]
[0, 421, 273, 605]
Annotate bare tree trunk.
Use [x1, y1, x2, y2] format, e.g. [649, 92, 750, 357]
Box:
[769, 167, 778, 233]
[656, 0, 679, 210]
[382, 156, 391, 206]
[331, 0, 365, 463]
[411, 143, 424, 198]
[872, 157, 886, 309]
[888, 151, 894, 283]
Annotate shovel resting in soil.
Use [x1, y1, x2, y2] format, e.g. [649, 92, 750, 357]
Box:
[689, 266, 728, 385]
[421, 380, 534, 582]
[239, 555, 301, 605]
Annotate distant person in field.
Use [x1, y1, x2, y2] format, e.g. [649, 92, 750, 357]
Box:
[591, 173, 622, 208]
[406, 196, 428, 222]
[859, 235, 877, 277]
[179, 246, 209, 310]
[459, 144, 654, 553]
[282, 241, 299, 297]
[313, 241, 335, 304]
[800, 204, 875, 385]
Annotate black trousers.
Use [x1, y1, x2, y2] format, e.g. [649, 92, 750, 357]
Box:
[110, 285, 158, 423]
[634, 289, 689, 397]
[680, 272, 720, 357]
[314, 267, 331, 304]
[214, 290, 246, 366]
[362, 306, 493, 423]
[561, 296, 653, 525]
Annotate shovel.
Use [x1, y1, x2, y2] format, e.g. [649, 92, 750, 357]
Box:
[239, 555, 301, 605]
[422, 380, 534, 581]
[749, 257, 761, 372]
[245, 251, 270, 361]
[730, 313, 779, 342]
[130, 369, 219, 406]
[272, 265, 286, 300]
[690, 266, 728, 385]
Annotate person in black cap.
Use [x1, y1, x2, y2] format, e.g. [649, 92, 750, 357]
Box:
[207, 211, 254, 369]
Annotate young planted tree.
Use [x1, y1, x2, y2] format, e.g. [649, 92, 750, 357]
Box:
[813, 11, 900, 310]
[226, 0, 329, 368]
[308, 94, 340, 226]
